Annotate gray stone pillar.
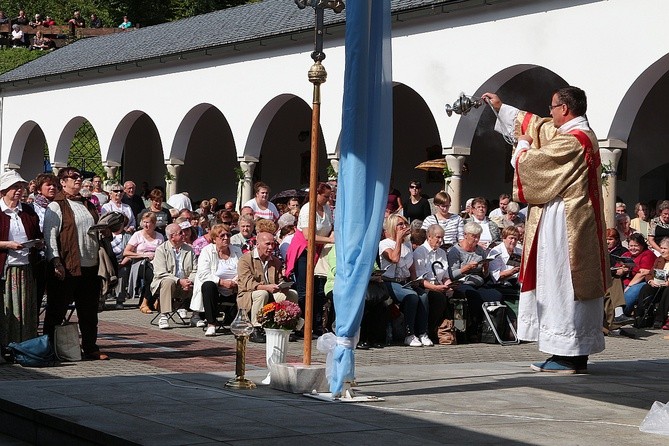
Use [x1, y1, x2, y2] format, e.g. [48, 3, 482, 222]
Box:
[599, 139, 626, 229]
[443, 147, 470, 214]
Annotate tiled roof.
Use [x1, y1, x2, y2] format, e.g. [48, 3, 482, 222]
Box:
[0, 0, 477, 84]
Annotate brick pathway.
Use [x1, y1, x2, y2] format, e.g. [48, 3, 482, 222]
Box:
[1, 305, 667, 381]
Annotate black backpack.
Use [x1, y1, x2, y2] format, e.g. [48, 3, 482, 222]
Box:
[634, 290, 660, 329]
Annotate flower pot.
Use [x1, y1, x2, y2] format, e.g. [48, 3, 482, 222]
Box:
[262, 328, 291, 385]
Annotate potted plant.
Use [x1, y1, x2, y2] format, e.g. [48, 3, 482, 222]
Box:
[257, 300, 302, 384]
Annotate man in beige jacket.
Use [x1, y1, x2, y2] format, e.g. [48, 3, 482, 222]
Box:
[237, 231, 297, 343]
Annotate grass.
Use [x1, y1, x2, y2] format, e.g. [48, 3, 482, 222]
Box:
[0, 47, 49, 75]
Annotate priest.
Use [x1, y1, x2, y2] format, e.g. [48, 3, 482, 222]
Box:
[482, 87, 610, 374]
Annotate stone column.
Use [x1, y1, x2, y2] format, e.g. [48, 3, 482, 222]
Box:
[237, 160, 256, 211]
[443, 147, 470, 214]
[165, 163, 182, 199]
[599, 139, 626, 229]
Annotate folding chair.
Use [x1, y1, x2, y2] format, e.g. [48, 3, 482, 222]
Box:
[481, 301, 519, 345]
[150, 293, 190, 327]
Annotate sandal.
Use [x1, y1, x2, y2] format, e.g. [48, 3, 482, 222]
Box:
[139, 304, 152, 314]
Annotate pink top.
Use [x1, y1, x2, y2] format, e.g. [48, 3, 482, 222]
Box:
[128, 230, 164, 254]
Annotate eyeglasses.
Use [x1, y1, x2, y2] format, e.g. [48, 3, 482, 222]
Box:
[548, 103, 564, 113]
[218, 233, 231, 239]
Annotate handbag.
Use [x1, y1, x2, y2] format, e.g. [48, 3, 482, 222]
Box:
[5, 335, 56, 367]
[437, 319, 457, 345]
[54, 322, 82, 361]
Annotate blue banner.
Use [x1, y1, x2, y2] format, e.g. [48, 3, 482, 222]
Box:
[330, 0, 393, 396]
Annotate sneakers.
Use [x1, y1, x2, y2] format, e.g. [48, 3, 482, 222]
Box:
[530, 356, 587, 374]
[613, 314, 635, 326]
[419, 334, 434, 347]
[158, 316, 169, 329]
[177, 309, 188, 320]
[204, 326, 216, 337]
[404, 335, 422, 347]
[190, 313, 205, 327]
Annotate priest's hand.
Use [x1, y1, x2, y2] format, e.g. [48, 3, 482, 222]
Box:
[518, 135, 533, 145]
[481, 92, 502, 112]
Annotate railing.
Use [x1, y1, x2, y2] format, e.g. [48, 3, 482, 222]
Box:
[0, 23, 129, 39]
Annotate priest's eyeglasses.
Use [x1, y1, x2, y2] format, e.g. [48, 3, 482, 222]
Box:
[548, 103, 564, 113]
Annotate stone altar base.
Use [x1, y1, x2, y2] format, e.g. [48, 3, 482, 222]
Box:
[269, 362, 328, 394]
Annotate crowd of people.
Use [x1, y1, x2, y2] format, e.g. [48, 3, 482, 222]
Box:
[0, 162, 668, 363]
[0, 8, 133, 49]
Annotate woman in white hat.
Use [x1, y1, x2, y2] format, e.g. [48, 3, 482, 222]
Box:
[0, 170, 42, 346]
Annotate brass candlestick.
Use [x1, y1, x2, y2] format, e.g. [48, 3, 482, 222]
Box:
[226, 308, 256, 389]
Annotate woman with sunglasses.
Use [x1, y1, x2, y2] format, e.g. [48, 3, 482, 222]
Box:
[403, 180, 431, 223]
[191, 224, 241, 336]
[380, 214, 431, 347]
[101, 184, 135, 233]
[43, 167, 108, 360]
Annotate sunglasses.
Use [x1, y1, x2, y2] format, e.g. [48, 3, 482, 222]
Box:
[218, 233, 231, 239]
[65, 173, 82, 180]
[112, 190, 123, 193]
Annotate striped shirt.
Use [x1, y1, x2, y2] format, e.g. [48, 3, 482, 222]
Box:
[421, 214, 464, 246]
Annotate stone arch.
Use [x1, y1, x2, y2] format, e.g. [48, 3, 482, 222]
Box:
[109, 111, 164, 187]
[246, 94, 326, 193]
[450, 65, 568, 199]
[172, 103, 238, 202]
[392, 82, 443, 197]
[609, 53, 669, 202]
[608, 53, 669, 141]
[8, 121, 47, 179]
[54, 117, 89, 166]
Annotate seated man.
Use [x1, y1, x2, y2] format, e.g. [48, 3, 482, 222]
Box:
[413, 224, 454, 342]
[237, 231, 298, 343]
[150, 223, 197, 329]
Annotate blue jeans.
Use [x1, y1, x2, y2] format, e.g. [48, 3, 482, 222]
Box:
[384, 282, 428, 336]
[624, 282, 646, 315]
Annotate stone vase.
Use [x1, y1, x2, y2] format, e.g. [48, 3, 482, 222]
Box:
[262, 328, 290, 385]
